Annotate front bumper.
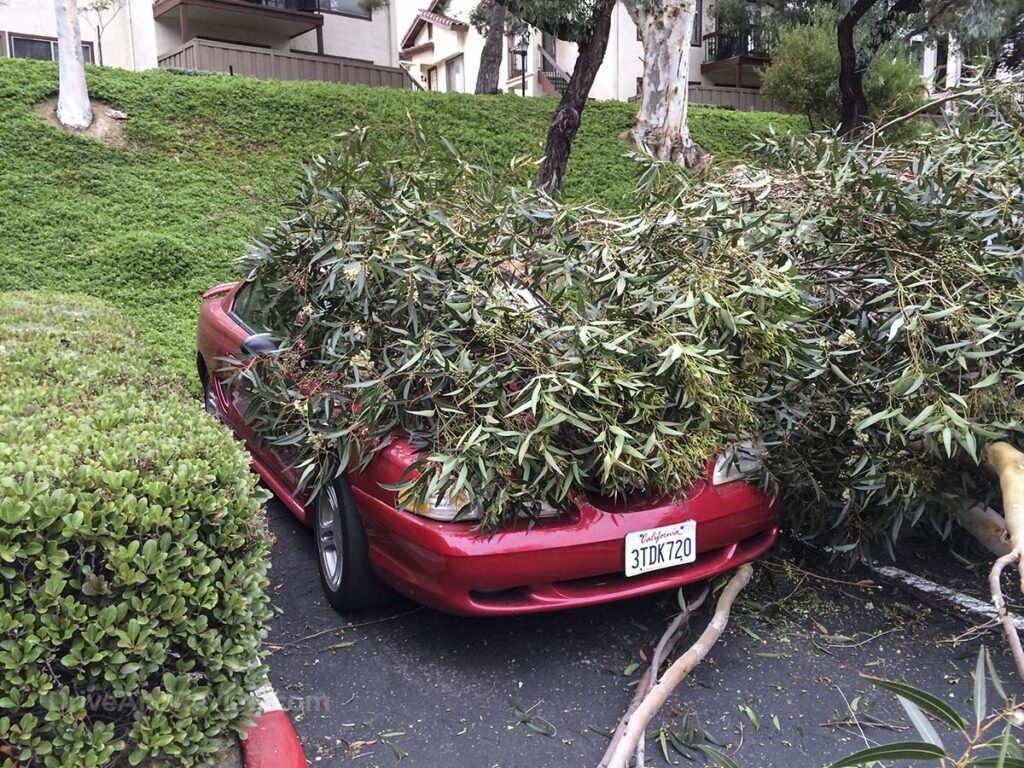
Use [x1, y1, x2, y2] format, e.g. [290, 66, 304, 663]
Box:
[352, 480, 781, 616]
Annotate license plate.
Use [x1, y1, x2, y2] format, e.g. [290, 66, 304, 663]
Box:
[624, 521, 697, 577]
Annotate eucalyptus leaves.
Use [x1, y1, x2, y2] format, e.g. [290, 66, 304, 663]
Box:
[237, 83, 1024, 555]
[233, 126, 807, 530]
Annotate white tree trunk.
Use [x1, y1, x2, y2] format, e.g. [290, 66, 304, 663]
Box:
[626, 0, 705, 169]
[54, 0, 93, 130]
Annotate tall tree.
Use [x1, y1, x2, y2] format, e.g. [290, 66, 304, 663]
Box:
[625, 0, 705, 169]
[499, 0, 610, 192]
[505, 0, 617, 192]
[474, 1, 508, 94]
[535, 0, 615, 190]
[54, 0, 93, 130]
[836, 0, 1024, 133]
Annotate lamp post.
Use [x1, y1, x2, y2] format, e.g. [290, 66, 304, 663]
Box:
[512, 34, 529, 97]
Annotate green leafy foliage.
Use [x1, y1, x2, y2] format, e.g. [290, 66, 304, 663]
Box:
[760, 9, 842, 128]
[829, 649, 1024, 767]
[237, 82, 1023, 554]
[749, 83, 1024, 557]
[231, 126, 809, 530]
[0, 292, 271, 767]
[761, 11, 928, 130]
[0, 58, 804, 383]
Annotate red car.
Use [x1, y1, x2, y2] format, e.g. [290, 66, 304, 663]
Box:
[198, 278, 781, 616]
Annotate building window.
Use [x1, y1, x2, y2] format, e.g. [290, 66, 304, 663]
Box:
[318, 0, 371, 19]
[427, 66, 438, 91]
[691, 2, 703, 47]
[445, 54, 464, 92]
[9, 34, 94, 63]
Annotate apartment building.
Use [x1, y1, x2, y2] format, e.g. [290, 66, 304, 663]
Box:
[0, 0, 412, 88]
[399, 0, 963, 112]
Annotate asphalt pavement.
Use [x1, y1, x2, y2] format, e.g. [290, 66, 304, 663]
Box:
[263, 498, 1020, 768]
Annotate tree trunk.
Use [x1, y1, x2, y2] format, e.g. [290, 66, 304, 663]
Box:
[535, 0, 615, 193]
[837, 0, 877, 135]
[54, 0, 93, 130]
[475, 2, 507, 95]
[626, 0, 705, 169]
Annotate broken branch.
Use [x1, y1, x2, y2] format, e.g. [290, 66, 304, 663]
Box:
[604, 564, 754, 768]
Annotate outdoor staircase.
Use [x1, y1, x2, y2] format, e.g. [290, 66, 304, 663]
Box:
[544, 69, 569, 95]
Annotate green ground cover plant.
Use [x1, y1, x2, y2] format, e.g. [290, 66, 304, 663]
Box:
[0, 292, 271, 767]
[0, 58, 805, 383]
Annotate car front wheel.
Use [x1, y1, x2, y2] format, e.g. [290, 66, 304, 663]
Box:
[314, 479, 394, 613]
[202, 375, 220, 419]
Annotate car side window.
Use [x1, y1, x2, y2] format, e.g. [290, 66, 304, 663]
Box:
[232, 278, 276, 335]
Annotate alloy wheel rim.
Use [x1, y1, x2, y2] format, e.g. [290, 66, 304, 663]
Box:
[317, 490, 343, 591]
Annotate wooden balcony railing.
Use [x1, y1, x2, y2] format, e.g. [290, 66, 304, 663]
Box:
[244, 0, 320, 11]
[702, 26, 771, 63]
[158, 39, 416, 89]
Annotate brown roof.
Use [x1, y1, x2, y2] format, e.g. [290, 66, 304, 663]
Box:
[399, 40, 435, 61]
[400, 3, 470, 51]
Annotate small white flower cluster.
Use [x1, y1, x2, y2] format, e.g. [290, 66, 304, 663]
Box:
[350, 350, 373, 371]
[848, 406, 870, 429]
[837, 328, 858, 348]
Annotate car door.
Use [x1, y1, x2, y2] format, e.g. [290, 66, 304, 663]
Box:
[216, 279, 304, 492]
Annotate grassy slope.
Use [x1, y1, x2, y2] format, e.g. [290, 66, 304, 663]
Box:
[0, 58, 806, 381]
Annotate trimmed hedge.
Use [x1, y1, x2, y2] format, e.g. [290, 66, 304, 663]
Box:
[0, 292, 271, 767]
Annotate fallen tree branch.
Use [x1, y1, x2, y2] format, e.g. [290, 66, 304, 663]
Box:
[598, 587, 708, 768]
[956, 500, 1011, 558]
[604, 564, 754, 768]
[634, 586, 708, 768]
[986, 442, 1024, 681]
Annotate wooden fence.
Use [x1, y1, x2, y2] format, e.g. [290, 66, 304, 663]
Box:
[688, 84, 787, 113]
[158, 38, 415, 90]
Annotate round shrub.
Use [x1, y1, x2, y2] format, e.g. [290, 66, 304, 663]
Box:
[0, 292, 271, 768]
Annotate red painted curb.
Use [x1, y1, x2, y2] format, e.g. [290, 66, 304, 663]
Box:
[242, 709, 306, 768]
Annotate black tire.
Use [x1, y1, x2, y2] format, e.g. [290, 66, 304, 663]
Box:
[201, 373, 221, 419]
[314, 478, 394, 612]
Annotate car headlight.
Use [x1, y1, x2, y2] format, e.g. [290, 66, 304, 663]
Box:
[712, 441, 763, 485]
[399, 489, 560, 522]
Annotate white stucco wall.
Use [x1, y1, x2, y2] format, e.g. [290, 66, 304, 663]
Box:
[0, 0, 157, 69]
[293, 6, 398, 65]
[552, 1, 712, 102]
[1, 1, 395, 70]
[401, 0, 503, 93]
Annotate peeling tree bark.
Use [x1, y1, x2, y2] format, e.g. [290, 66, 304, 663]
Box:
[54, 0, 93, 130]
[475, 2, 507, 95]
[536, 0, 615, 193]
[625, 0, 706, 170]
[985, 442, 1024, 680]
[957, 501, 1012, 558]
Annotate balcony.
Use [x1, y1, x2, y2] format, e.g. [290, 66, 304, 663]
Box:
[157, 38, 415, 89]
[701, 26, 771, 89]
[153, 0, 325, 52]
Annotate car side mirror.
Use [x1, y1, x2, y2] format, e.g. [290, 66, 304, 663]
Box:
[241, 333, 280, 356]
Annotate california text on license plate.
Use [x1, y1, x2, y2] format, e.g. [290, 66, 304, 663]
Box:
[624, 520, 697, 577]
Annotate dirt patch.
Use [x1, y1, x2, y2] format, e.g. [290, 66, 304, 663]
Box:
[34, 96, 130, 147]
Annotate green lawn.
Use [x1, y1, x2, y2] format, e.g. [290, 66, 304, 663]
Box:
[0, 58, 806, 382]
